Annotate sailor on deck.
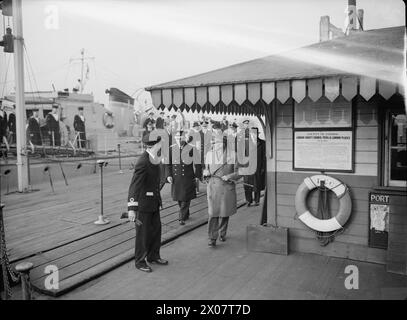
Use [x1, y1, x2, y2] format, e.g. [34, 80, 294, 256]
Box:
[46, 104, 61, 146]
[27, 108, 42, 145]
[73, 107, 86, 148]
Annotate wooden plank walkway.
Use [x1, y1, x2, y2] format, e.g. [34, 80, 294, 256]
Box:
[2, 167, 247, 296]
[50, 204, 406, 301]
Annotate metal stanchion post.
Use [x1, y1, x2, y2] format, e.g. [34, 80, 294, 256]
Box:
[59, 162, 68, 186]
[44, 166, 54, 193]
[94, 160, 110, 225]
[3, 169, 11, 195]
[15, 262, 34, 300]
[118, 143, 123, 174]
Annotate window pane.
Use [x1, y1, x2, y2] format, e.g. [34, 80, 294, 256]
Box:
[390, 114, 407, 182]
[294, 100, 352, 128]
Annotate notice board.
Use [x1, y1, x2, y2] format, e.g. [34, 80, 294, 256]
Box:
[293, 130, 354, 172]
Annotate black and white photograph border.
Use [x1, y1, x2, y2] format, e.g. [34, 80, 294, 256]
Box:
[0, 0, 406, 309]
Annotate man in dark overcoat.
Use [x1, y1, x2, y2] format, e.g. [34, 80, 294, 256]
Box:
[166, 130, 202, 225]
[0, 102, 9, 153]
[46, 104, 61, 146]
[73, 106, 86, 148]
[242, 127, 266, 206]
[27, 108, 42, 145]
[127, 131, 168, 273]
[7, 105, 16, 145]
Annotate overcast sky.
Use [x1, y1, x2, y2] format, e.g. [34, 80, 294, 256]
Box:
[0, 0, 404, 106]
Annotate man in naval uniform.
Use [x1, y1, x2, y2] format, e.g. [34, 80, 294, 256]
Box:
[46, 104, 61, 146]
[166, 130, 202, 225]
[73, 106, 86, 148]
[27, 108, 42, 145]
[156, 111, 165, 129]
[127, 131, 168, 273]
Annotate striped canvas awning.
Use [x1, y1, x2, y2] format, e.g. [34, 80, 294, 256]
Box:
[146, 26, 405, 115]
[149, 76, 403, 115]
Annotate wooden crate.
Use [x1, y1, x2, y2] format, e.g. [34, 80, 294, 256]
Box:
[247, 224, 289, 255]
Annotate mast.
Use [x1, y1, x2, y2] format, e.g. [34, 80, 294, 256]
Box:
[80, 48, 84, 93]
[70, 48, 94, 93]
[13, 0, 29, 192]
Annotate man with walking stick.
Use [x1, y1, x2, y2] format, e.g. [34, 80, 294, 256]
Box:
[127, 131, 168, 273]
[203, 122, 242, 247]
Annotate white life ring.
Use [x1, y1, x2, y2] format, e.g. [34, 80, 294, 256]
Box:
[103, 112, 114, 129]
[295, 175, 352, 232]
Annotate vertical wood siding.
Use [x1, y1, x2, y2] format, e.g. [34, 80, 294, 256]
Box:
[273, 96, 385, 264]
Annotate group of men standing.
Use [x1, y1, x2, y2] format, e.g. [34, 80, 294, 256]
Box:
[127, 116, 266, 273]
[0, 102, 16, 155]
[26, 104, 86, 148]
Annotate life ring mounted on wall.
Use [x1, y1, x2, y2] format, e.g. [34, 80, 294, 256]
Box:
[295, 175, 352, 232]
[103, 112, 114, 129]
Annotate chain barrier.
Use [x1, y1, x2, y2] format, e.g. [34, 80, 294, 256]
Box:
[0, 204, 19, 300]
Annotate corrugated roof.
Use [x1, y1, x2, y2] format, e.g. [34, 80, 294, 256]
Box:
[147, 26, 405, 90]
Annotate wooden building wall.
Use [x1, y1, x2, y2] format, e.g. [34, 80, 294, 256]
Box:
[273, 95, 387, 264]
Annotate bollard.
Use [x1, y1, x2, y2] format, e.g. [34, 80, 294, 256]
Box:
[15, 262, 34, 300]
[94, 160, 110, 225]
[118, 143, 123, 174]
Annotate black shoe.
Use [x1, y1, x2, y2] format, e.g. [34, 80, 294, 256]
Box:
[254, 202, 260, 206]
[180, 220, 185, 225]
[147, 258, 168, 265]
[208, 239, 216, 247]
[136, 262, 152, 273]
[247, 202, 252, 207]
[219, 236, 226, 242]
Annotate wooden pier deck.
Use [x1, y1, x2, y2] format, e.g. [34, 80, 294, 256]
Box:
[45, 204, 407, 300]
[1, 167, 246, 296]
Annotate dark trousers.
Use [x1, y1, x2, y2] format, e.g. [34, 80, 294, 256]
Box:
[244, 185, 260, 204]
[134, 210, 162, 265]
[178, 200, 190, 221]
[208, 216, 229, 240]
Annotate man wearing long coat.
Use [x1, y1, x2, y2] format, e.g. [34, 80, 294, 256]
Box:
[0, 105, 9, 152]
[203, 122, 241, 247]
[46, 105, 61, 146]
[27, 109, 42, 145]
[242, 127, 266, 206]
[73, 107, 86, 148]
[166, 131, 201, 225]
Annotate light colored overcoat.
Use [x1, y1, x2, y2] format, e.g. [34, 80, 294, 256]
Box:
[205, 148, 240, 218]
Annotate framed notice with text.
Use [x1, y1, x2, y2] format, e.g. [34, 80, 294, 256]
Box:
[293, 99, 354, 172]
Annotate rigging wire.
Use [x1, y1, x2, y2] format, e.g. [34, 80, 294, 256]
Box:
[23, 43, 46, 112]
[1, 54, 11, 98]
